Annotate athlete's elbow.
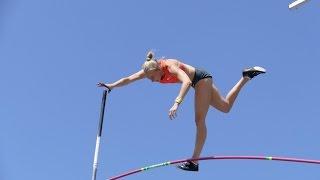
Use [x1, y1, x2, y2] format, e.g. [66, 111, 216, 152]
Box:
[121, 77, 131, 85]
[183, 81, 192, 87]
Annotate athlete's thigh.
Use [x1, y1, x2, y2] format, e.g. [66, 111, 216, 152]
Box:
[210, 82, 227, 111]
[194, 78, 212, 121]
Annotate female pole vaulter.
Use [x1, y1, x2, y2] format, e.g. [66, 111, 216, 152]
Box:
[97, 51, 266, 171]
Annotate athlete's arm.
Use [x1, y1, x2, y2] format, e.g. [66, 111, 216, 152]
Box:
[97, 69, 146, 90]
[166, 62, 192, 119]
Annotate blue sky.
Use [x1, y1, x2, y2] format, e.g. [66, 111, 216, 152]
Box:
[1, 0, 320, 180]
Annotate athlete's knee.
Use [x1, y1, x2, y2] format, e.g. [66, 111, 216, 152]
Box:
[194, 116, 206, 127]
[221, 105, 231, 113]
[219, 101, 231, 113]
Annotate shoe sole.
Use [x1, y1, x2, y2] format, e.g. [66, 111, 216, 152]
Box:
[176, 165, 199, 172]
[252, 66, 266, 73]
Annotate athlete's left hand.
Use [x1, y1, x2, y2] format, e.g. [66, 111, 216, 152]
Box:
[169, 103, 179, 120]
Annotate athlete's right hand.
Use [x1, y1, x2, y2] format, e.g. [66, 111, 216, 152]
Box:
[97, 82, 113, 91]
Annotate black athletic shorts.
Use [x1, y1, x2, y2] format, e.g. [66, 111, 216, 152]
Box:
[191, 68, 212, 87]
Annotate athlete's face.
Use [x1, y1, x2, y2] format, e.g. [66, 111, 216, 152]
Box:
[146, 69, 162, 82]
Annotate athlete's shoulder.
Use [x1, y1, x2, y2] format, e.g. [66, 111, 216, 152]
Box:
[162, 59, 181, 66]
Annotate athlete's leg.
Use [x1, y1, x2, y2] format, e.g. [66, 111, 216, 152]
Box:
[192, 78, 212, 161]
[210, 77, 249, 113]
[177, 78, 212, 171]
[210, 66, 266, 113]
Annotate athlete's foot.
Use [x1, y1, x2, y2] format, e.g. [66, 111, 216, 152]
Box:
[177, 161, 199, 172]
[242, 66, 266, 79]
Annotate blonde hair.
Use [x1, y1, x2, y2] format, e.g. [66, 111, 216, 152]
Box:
[142, 51, 159, 73]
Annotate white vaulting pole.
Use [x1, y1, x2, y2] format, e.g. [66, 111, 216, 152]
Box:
[92, 90, 109, 180]
[289, 0, 310, 9]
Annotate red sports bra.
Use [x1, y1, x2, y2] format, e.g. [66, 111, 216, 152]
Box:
[158, 59, 186, 84]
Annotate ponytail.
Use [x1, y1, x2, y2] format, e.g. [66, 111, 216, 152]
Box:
[146, 51, 155, 61]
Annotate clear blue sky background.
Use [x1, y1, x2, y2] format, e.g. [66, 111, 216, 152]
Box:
[1, 0, 320, 180]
